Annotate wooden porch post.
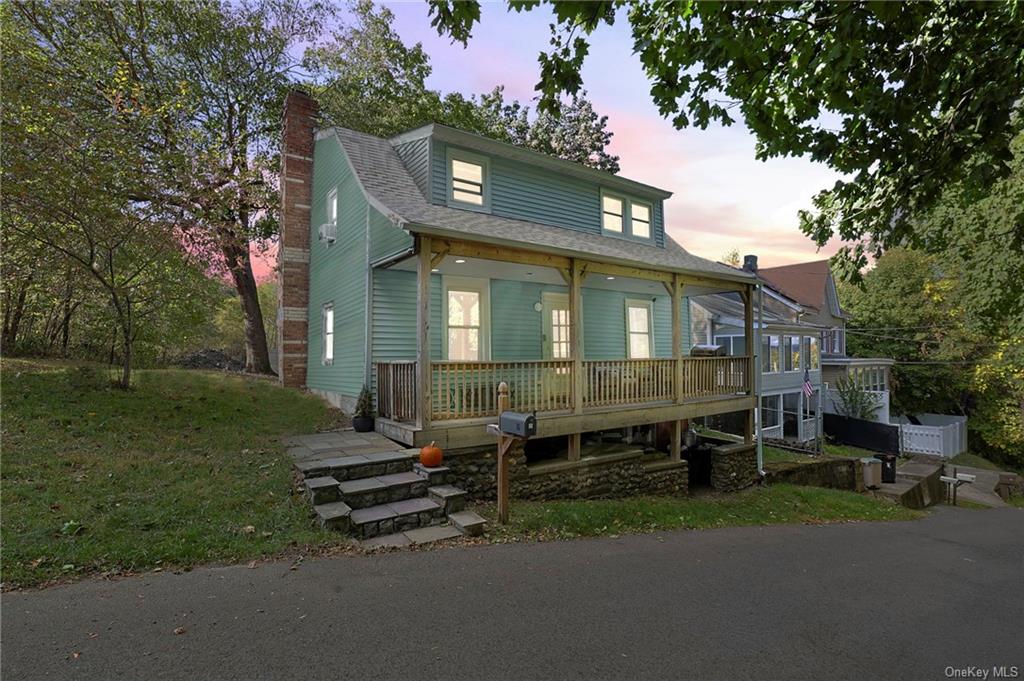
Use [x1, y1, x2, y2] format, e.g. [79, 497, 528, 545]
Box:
[416, 235, 432, 430]
[568, 258, 585, 461]
[670, 273, 684, 404]
[743, 285, 755, 445]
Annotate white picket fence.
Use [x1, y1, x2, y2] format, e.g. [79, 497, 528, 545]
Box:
[893, 414, 968, 458]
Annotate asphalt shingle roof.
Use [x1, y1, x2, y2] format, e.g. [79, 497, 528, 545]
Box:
[330, 127, 754, 283]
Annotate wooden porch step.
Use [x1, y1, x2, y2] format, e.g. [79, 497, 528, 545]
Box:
[295, 450, 414, 480]
[336, 471, 428, 509]
[349, 497, 446, 540]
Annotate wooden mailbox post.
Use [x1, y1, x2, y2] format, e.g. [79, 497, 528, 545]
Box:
[487, 381, 529, 525]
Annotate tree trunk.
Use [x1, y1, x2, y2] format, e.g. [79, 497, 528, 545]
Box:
[2, 284, 28, 350]
[117, 304, 133, 389]
[223, 239, 273, 374]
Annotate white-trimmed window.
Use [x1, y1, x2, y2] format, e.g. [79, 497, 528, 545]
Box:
[808, 336, 819, 369]
[626, 299, 654, 359]
[631, 202, 651, 238]
[602, 195, 624, 233]
[322, 303, 334, 365]
[447, 149, 489, 210]
[601, 191, 654, 240]
[327, 188, 337, 224]
[785, 335, 802, 371]
[761, 394, 781, 428]
[767, 335, 780, 372]
[443, 277, 489, 361]
[714, 334, 747, 357]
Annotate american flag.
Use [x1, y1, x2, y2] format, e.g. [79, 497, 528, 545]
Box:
[802, 369, 814, 398]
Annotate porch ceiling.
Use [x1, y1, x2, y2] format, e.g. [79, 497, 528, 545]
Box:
[389, 255, 732, 296]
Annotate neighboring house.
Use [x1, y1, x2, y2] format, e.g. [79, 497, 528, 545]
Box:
[276, 91, 759, 471]
[757, 260, 895, 423]
[692, 257, 826, 444]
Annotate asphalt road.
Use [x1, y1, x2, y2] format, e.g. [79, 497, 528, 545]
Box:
[3, 507, 1022, 681]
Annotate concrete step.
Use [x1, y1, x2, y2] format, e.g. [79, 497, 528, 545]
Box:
[360, 524, 463, 549]
[314, 500, 352, 532]
[304, 476, 342, 505]
[427, 484, 468, 513]
[349, 497, 445, 540]
[448, 510, 487, 537]
[295, 450, 413, 481]
[413, 463, 450, 485]
[337, 471, 428, 509]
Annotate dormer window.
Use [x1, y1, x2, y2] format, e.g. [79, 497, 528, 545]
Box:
[447, 149, 489, 211]
[631, 202, 651, 238]
[601, 190, 652, 240]
[602, 195, 624, 233]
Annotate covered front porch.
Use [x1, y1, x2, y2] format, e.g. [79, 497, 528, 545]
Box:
[371, 234, 757, 454]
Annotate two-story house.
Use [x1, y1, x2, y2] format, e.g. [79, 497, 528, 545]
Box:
[276, 90, 759, 491]
[757, 260, 894, 423]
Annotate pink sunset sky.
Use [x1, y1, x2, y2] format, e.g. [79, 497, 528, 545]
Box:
[255, 3, 843, 281]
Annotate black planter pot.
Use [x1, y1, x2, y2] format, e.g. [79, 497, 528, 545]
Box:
[352, 416, 375, 433]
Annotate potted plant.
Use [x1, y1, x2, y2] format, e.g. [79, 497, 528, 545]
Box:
[352, 385, 375, 432]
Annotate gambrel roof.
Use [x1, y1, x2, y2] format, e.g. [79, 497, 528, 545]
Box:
[326, 126, 755, 284]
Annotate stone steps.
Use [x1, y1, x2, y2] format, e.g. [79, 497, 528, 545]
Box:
[337, 471, 427, 509]
[295, 450, 414, 480]
[348, 497, 446, 539]
[295, 441, 484, 541]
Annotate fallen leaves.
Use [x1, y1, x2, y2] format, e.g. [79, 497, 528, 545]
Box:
[173, 627, 186, 635]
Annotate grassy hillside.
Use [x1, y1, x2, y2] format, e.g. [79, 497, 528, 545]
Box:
[1, 360, 348, 588]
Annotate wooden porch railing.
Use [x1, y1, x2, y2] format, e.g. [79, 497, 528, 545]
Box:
[680, 356, 750, 399]
[374, 361, 417, 422]
[582, 359, 676, 408]
[431, 360, 572, 420]
[374, 356, 751, 422]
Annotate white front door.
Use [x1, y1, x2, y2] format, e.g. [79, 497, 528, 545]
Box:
[542, 292, 570, 360]
[541, 292, 571, 404]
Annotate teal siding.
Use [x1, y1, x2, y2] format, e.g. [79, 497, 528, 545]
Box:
[368, 205, 412, 263]
[430, 139, 665, 247]
[490, 280, 556, 360]
[306, 135, 368, 400]
[370, 269, 442, 363]
[370, 273, 690, 363]
[393, 137, 430, 198]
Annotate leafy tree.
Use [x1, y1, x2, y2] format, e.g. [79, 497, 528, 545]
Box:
[832, 377, 882, 421]
[429, 1, 1024, 289]
[3, 3, 220, 385]
[310, 1, 619, 171]
[841, 249, 1023, 466]
[11, 0, 328, 374]
[721, 249, 741, 268]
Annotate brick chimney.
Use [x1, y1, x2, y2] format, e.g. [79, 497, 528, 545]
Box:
[277, 89, 318, 388]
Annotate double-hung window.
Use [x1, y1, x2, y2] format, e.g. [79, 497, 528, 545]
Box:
[601, 192, 652, 240]
[444, 277, 489, 361]
[631, 202, 651, 238]
[626, 300, 654, 359]
[322, 303, 334, 365]
[448, 150, 489, 210]
[602, 195, 624, 233]
[761, 395, 781, 428]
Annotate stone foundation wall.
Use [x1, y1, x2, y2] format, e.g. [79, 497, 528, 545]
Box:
[765, 458, 863, 492]
[442, 445, 688, 502]
[709, 443, 759, 492]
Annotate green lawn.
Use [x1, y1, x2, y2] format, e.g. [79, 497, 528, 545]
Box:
[478, 484, 922, 542]
[1, 359, 348, 588]
[950, 452, 1006, 472]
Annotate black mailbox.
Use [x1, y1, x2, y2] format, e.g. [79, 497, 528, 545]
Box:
[499, 411, 536, 438]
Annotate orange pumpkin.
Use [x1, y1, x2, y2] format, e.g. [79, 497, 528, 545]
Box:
[419, 441, 443, 468]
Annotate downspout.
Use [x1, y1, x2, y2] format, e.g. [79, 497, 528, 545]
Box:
[756, 282, 765, 476]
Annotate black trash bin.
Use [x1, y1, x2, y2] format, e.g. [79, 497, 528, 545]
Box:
[874, 454, 897, 484]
